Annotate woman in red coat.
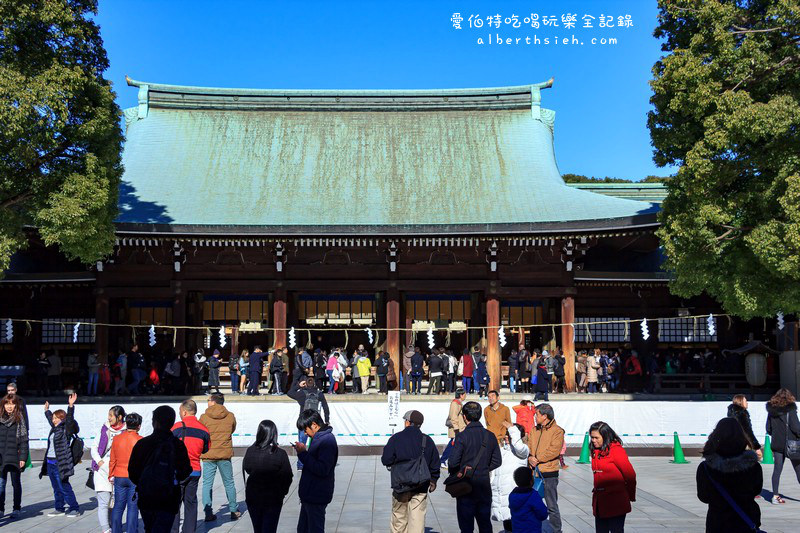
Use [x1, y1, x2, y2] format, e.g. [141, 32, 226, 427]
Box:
[590, 421, 637, 533]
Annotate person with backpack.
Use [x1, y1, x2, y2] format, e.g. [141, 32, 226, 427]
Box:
[0, 394, 29, 520]
[228, 352, 240, 394]
[553, 352, 566, 394]
[313, 349, 328, 392]
[293, 409, 338, 533]
[381, 410, 441, 533]
[128, 405, 192, 531]
[90, 405, 126, 532]
[109, 412, 143, 533]
[243, 420, 293, 533]
[127, 345, 146, 395]
[198, 393, 239, 521]
[507, 349, 519, 393]
[171, 399, 210, 533]
[40, 392, 81, 517]
[444, 401, 502, 533]
[376, 350, 391, 394]
[269, 350, 285, 395]
[288, 377, 330, 471]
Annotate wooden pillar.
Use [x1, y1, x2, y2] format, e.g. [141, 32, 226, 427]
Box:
[487, 297, 501, 391]
[274, 290, 287, 349]
[561, 296, 576, 392]
[387, 295, 401, 391]
[95, 292, 109, 363]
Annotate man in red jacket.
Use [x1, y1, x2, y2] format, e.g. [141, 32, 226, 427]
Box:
[171, 399, 210, 533]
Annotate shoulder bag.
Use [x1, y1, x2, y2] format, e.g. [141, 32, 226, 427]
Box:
[785, 414, 800, 460]
[444, 431, 489, 498]
[701, 462, 765, 533]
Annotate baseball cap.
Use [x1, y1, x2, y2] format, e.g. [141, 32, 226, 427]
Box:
[402, 410, 424, 426]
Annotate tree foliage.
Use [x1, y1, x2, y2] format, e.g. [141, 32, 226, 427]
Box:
[0, 0, 122, 273]
[650, 0, 800, 318]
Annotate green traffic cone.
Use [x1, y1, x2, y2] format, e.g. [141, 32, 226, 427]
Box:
[576, 432, 591, 464]
[670, 431, 690, 464]
[762, 436, 774, 464]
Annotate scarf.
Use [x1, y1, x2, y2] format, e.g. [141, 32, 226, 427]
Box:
[0, 413, 27, 441]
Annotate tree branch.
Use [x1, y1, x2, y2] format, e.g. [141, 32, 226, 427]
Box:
[730, 25, 788, 34]
[0, 190, 33, 209]
[726, 54, 800, 92]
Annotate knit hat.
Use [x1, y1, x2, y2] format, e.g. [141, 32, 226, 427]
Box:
[403, 410, 424, 426]
[213, 349, 220, 355]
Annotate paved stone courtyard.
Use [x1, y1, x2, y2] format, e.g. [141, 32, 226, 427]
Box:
[1, 455, 799, 532]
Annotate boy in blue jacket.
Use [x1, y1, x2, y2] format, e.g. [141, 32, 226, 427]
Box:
[509, 467, 548, 532]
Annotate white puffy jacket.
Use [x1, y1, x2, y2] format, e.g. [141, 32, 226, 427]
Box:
[90, 422, 124, 493]
[490, 425, 530, 522]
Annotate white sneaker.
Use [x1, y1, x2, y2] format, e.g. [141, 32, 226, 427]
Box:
[772, 495, 785, 504]
[65, 510, 80, 517]
[47, 510, 66, 517]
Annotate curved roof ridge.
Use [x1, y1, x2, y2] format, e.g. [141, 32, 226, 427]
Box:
[124, 75, 552, 98]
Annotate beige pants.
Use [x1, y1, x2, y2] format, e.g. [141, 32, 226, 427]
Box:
[361, 376, 370, 392]
[391, 492, 428, 533]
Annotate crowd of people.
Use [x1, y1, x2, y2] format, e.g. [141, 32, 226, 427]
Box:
[26, 340, 749, 400]
[0, 379, 797, 532]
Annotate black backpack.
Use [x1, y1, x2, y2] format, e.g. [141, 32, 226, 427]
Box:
[136, 438, 177, 499]
[303, 389, 320, 412]
[270, 355, 283, 373]
[70, 434, 84, 465]
[390, 434, 431, 493]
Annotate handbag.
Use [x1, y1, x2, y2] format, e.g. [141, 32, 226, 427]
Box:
[784, 414, 800, 460]
[701, 462, 765, 533]
[533, 466, 545, 497]
[444, 432, 489, 498]
[86, 468, 95, 490]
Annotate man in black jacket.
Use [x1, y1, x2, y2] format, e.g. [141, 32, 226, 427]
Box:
[288, 378, 330, 471]
[247, 346, 264, 396]
[447, 401, 502, 533]
[381, 410, 440, 532]
[129, 405, 192, 531]
[426, 349, 445, 395]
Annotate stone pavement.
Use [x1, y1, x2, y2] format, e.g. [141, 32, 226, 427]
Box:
[1, 455, 799, 532]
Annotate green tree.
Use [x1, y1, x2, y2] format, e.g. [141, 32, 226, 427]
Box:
[649, 0, 800, 318]
[0, 0, 123, 274]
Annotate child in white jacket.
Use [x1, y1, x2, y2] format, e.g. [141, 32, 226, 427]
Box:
[490, 422, 530, 530]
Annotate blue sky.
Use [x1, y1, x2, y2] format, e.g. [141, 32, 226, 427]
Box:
[96, 0, 673, 180]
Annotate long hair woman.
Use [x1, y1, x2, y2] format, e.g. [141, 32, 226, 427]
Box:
[0, 394, 29, 519]
[243, 420, 293, 532]
[589, 421, 636, 533]
[697, 417, 762, 532]
[90, 405, 125, 533]
[239, 349, 250, 394]
[766, 387, 800, 504]
[727, 394, 761, 459]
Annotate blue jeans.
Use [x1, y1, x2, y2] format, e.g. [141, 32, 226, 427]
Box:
[128, 369, 146, 393]
[231, 371, 239, 393]
[326, 370, 335, 393]
[456, 494, 492, 533]
[399, 372, 404, 391]
[440, 439, 455, 464]
[462, 376, 473, 393]
[296, 431, 308, 469]
[87, 372, 99, 395]
[112, 477, 138, 533]
[410, 373, 422, 394]
[297, 501, 326, 533]
[202, 460, 238, 513]
[46, 460, 79, 512]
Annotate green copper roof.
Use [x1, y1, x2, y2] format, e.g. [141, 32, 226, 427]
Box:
[117, 78, 658, 234]
[567, 183, 668, 203]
